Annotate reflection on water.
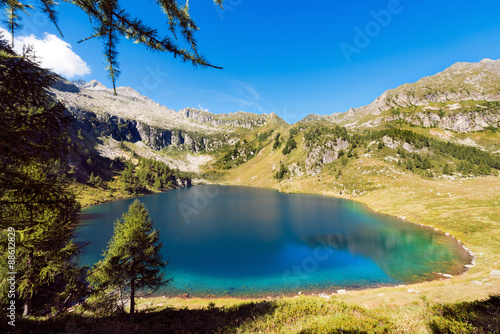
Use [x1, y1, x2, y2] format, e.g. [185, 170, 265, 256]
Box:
[76, 185, 471, 297]
[310, 228, 470, 283]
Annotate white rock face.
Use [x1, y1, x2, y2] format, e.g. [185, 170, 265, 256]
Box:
[490, 270, 500, 278]
[53, 79, 277, 134]
[382, 136, 401, 149]
[305, 138, 350, 176]
[386, 111, 499, 132]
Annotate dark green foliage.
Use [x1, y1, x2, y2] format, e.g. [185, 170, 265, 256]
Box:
[282, 136, 297, 155]
[88, 200, 170, 314]
[273, 133, 281, 150]
[423, 157, 431, 170]
[118, 156, 189, 194]
[274, 162, 287, 181]
[303, 125, 350, 148]
[377, 129, 499, 169]
[428, 294, 500, 334]
[0, 37, 84, 316]
[299, 124, 498, 178]
[289, 126, 300, 137]
[88, 172, 105, 188]
[443, 163, 452, 175]
[256, 129, 274, 142]
[215, 139, 262, 170]
[372, 128, 500, 176]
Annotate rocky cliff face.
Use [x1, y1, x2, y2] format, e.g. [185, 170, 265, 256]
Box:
[180, 108, 269, 129]
[51, 79, 285, 153]
[70, 107, 229, 153]
[383, 110, 499, 132]
[305, 138, 350, 176]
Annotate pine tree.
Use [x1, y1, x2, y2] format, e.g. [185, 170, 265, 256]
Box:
[89, 200, 170, 314]
[154, 178, 162, 190]
[422, 157, 431, 170]
[0, 38, 84, 316]
[443, 163, 451, 175]
[1, 0, 224, 93]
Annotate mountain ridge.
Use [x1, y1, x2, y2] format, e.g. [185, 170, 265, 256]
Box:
[53, 79, 287, 130]
[300, 58, 500, 131]
[55, 58, 500, 134]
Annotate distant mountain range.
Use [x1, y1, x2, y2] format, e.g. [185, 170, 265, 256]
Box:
[52, 78, 285, 134]
[52, 59, 500, 137]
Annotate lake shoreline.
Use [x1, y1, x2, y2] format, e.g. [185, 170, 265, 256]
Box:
[78, 183, 478, 301]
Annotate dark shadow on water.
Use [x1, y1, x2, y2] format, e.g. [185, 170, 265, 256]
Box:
[79, 212, 106, 222]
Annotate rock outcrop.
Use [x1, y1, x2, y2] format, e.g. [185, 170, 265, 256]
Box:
[51, 79, 287, 153]
[305, 138, 350, 175]
[71, 107, 227, 153]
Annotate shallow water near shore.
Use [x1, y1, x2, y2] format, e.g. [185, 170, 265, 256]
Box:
[76, 185, 471, 297]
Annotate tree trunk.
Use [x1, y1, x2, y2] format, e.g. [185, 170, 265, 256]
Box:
[52, 292, 72, 318]
[118, 285, 124, 313]
[23, 251, 33, 317]
[130, 278, 135, 314]
[23, 297, 31, 317]
[24, 208, 34, 318]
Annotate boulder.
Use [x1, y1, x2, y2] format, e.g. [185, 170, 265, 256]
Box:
[490, 270, 500, 278]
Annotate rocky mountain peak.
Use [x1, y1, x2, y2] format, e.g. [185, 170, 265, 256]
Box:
[71, 79, 86, 87]
[82, 80, 107, 90]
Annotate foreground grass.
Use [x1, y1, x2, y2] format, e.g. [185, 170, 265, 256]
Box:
[429, 295, 500, 333]
[2, 295, 498, 333]
[0, 298, 394, 333]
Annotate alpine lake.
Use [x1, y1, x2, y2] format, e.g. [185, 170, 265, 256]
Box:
[76, 185, 471, 297]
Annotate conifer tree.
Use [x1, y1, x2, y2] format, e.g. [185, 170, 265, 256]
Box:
[0, 0, 224, 93]
[89, 200, 169, 314]
[0, 36, 84, 316]
[443, 163, 451, 175]
[154, 178, 162, 190]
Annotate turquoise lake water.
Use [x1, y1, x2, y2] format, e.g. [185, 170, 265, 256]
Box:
[76, 185, 471, 297]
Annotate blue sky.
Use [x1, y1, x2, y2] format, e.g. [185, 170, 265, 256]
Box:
[6, 0, 500, 123]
